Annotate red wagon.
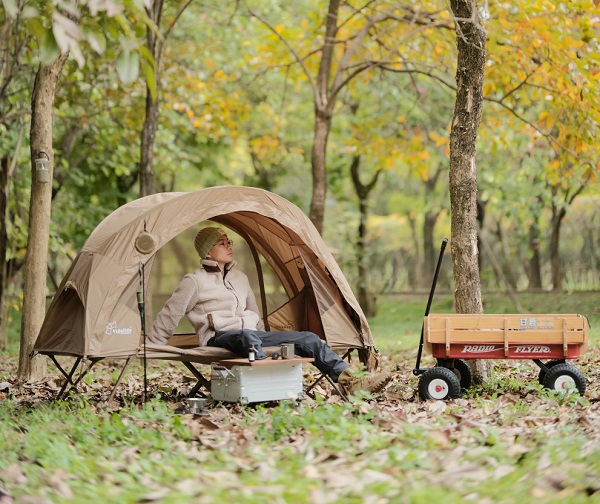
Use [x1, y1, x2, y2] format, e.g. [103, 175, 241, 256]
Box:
[413, 239, 590, 400]
[417, 313, 589, 400]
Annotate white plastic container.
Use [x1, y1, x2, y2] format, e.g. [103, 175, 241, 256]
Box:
[210, 358, 312, 404]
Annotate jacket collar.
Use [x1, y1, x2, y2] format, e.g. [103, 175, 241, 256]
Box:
[201, 259, 236, 274]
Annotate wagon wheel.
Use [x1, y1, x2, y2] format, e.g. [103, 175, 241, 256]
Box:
[418, 367, 461, 401]
[537, 359, 566, 385]
[542, 363, 586, 395]
[444, 359, 473, 391]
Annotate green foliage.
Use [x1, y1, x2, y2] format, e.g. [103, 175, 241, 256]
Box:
[115, 49, 139, 84]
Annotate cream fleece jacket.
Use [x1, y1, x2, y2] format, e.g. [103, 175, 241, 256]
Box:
[147, 260, 264, 346]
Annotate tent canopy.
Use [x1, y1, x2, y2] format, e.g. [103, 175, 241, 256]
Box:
[34, 186, 376, 365]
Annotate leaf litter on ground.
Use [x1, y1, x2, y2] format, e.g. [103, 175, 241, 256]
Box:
[0, 344, 599, 503]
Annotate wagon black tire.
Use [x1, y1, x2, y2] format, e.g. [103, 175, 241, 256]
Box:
[451, 359, 473, 391]
[537, 359, 566, 384]
[542, 363, 586, 395]
[419, 367, 461, 401]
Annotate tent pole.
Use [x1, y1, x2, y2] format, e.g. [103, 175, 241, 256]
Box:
[107, 357, 131, 402]
[138, 262, 147, 403]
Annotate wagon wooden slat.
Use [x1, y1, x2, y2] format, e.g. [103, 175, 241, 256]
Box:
[424, 314, 589, 359]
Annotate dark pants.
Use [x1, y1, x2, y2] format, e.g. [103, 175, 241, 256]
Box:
[207, 329, 349, 382]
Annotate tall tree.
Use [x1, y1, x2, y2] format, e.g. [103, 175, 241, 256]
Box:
[15, 1, 153, 378]
[448, 0, 487, 381]
[139, 0, 163, 197]
[139, 0, 194, 197]
[350, 154, 382, 316]
[18, 52, 69, 382]
[248, 1, 454, 233]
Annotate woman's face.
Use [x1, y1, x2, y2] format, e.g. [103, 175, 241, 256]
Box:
[207, 235, 234, 266]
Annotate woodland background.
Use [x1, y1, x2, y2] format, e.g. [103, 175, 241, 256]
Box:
[0, 1, 599, 356]
[1, 2, 600, 502]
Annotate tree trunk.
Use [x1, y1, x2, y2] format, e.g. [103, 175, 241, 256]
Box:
[350, 155, 382, 317]
[494, 222, 518, 290]
[527, 221, 543, 290]
[18, 53, 68, 382]
[549, 208, 564, 291]
[139, 92, 159, 197]
[407, 212, 420, 290]
[476, 194, 486, 272]
[139, 0, 164, 197]
[0, 156, 9, 350]
[308, 0, 340, 234]
[422, 211, 439, 289]
[449, 0, 488, 383]
[422, 165, 442, 289]
[309, 113, 331, 234]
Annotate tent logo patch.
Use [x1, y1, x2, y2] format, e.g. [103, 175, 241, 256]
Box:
[105, 321, 133, 335]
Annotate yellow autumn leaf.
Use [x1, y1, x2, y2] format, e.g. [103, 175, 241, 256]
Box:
[428, 131, 440, 143]
[567, 38, 584, 49]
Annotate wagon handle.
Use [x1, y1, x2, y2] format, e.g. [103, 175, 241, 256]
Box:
[413, 238, 448, 375]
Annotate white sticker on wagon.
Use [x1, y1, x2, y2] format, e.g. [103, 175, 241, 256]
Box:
[519, 318, 555, 330]
[514, 346, 551, 354]
[462, 345, 497, 353]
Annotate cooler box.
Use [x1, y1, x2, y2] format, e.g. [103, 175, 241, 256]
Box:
[210, 357, 313, 404]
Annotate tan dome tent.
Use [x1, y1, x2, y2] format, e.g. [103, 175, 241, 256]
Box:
[34, 186, 378, 397]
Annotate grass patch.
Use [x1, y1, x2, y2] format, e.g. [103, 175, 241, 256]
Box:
[1, 394, 599, 503]
[1, 291, 599, 502]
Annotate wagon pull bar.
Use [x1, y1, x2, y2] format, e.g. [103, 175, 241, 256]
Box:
[413, 238, 448, 376]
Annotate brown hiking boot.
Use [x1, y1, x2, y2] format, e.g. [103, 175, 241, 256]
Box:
[337, 369, 393, 395]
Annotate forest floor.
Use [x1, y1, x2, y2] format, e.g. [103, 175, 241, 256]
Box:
[1, 291, 599, 503]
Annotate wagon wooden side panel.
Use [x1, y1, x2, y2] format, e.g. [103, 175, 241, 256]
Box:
[424, 314, 589, 360]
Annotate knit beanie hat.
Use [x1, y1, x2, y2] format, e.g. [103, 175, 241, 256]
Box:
[194, 226, 227, 259]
